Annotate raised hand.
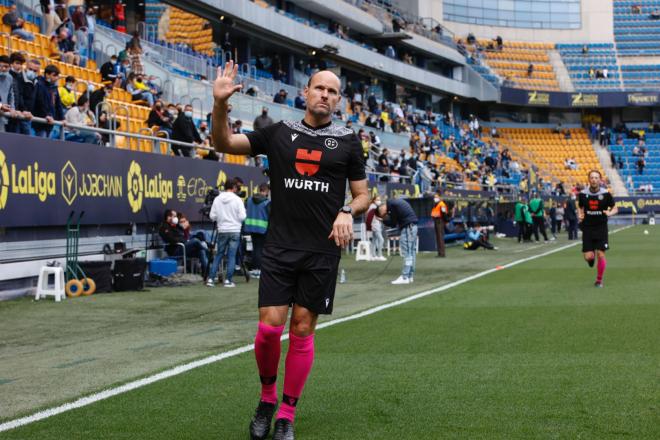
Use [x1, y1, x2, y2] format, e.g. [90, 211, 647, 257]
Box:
[213, 60, 243, 103]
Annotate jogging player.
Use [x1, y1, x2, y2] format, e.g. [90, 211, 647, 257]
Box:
[577, 170, 617, 287]
[211, 61, 369, 440]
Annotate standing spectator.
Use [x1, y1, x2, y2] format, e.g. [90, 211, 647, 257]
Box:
[564, 194, 578, 240]
[64, 95, 101, 145]
[7, 53, 34, 135]
[85, 6, 97, 49]
[171, 104, 201, 157]
[0, 55, 16, 132]
[529, 194, 549, 242]
[637, 157, 645, 174]
[2, 4, 35, 42]
[127, 35, 144, 75]
[343, 81, 354, 101]
[207, 178, 247, 288]
[58, 75, 77, 110]
[43, 3, 62, 37]
[31, 64, 64, 138]
[253, 107, 273, 130]
[431, 191, 449, 257]
[366, 195, 386, 261]
[385, 45, 396, 58]
[376, 197, 418, 284]
[551, 200, 564, 239]
[71, 5, 85, 30]
[75, 26, 90, 67]
[245, 183, 271, 278]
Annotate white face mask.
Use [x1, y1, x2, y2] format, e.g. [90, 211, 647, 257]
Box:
[433, 198, 440, 203]
[171, 216, 179, 225]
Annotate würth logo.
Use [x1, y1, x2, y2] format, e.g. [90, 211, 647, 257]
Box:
[295, 149, 322, 176]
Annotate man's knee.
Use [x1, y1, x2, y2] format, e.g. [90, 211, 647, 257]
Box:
[290, 306, 318, 337]
[584, 251, 595, 261]
[596, 250, 606, 259]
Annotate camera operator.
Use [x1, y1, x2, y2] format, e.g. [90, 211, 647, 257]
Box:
[207, 177, 247, 288]
[158, 209, 210, 274]
[463, 224, 497, 250]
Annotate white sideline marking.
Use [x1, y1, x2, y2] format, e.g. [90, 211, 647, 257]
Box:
[0, 227, 631, 433]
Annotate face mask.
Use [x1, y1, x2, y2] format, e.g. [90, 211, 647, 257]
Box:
[171, 217, 179, 225]
[155, 104, 162, 110]
[66, 84, 74, 91]
[262, 111, 267, 116]
[25, 70, 36, 80]
[0, 72, 8, 78]
[433, 198, 440, 203]
[136, 78, 143, 83]
[200, 127, 206, 132]
[110, 59, 117, 65]
[184, 111, 192, 118]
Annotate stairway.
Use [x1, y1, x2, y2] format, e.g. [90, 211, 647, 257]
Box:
[548, 50, 575, 92]
[593, 141, 628, 196]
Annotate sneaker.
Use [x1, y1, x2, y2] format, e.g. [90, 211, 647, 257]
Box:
[272, 418, 295, 440]
[206, 279, 214, 287]
[249, 401, 276, 440]
[594, 281, 603, 288]
[391, 276, 410, 285]
[376, 256, 387, 261]
[223, 280, 236, 288]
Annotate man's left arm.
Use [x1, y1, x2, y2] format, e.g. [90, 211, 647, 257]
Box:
[328, 179, 369, 248]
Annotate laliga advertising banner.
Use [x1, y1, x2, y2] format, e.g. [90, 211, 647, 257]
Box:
[0, 132, 267, 227]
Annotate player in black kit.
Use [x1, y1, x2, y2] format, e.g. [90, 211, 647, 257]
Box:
[211, 61, 369, 440]
[577, 170, 618, 287]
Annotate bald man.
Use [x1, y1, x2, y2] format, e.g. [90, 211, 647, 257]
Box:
[212, 63, 369, 440]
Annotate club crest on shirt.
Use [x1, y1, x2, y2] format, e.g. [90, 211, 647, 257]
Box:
[291, 133, 298, 142]
[324, 138, 338, 150]
[598, 195, 603, 200]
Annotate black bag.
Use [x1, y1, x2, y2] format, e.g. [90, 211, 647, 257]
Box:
[112, 258, 146, 291]
[79, 261, 113, 293]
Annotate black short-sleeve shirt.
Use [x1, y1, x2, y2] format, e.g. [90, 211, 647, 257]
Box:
[246, 120, 366, 256]
[578, 187, 615, 228]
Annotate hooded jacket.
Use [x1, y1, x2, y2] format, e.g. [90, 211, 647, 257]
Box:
[209, 191, 246, 233]
[244, 194, 270, 234]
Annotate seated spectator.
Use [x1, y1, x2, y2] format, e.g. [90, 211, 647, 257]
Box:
[589, 68, 595, 79]
[64, 95, 102, 145]
[31, 64, 64, 138]
[232, 119, 243, 134]
[198, 121, 209, 142]
[385, 45, 396, 59]
[490, 126, 499, 138]
[57, 28, 80, 65]
[146, 75, 162, 99]
[294, 90, 306, 110]
[58, 76, 77, 110]
[273, 88, 288, 104]
[637, 157, 645, 174]
[2, 5, 35, 42]
[100, 55, 120, 83]
[146, 100, 173, 136]
[126, 73, 154, 106]
[527, 63, 534, 77]
[402, 53, 413, 64]
[564, 129, 571, 140]
[496, 35, 503, 50]
[581, 45, 589, 55]
[632, 5, 642, 14]
[602, 68, 608, 79]
[171, 104, 201, 157]
[651, 9, 660, 19]
[158, 209, 209, 276]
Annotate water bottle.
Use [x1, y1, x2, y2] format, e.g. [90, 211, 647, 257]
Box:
[339, 269, 346, 284]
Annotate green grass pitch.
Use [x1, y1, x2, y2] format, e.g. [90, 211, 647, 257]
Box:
[1, 226, 658, 439]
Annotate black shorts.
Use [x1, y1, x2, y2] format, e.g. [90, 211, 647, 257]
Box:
[258, 246, 340, 315]
[581, 225, 609, 252]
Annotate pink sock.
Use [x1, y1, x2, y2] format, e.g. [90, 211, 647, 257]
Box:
[254, 322, 285, 404]
[276, 332, 315, 422]
[596, 257, 607, 283]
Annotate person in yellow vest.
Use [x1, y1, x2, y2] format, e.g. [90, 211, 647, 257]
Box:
[58, 76, 76, 110]
[431, 191, 449, 257]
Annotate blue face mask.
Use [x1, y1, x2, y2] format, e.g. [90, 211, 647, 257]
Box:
[25, 70, 36, 80]
[0, 72, 8, 78]
[184, 111, 193, 118]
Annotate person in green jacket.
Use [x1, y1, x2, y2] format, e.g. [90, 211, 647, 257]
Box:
[528, 194, 549, 242]
[514, 197, 530, 243]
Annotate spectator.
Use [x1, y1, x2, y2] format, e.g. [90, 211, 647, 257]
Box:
[527, 63, 534, 77]
[602, 68, 608, 79]
[294, 90, 306, 110]
[171, 104, 201, 157]
[127, 32, 144, 75]
[86, 6, 97, 48]
[617, 156, 624, 169]
[244, 183, 270, 278]
[71, 5, 85, 29]
[637, 157, 645, 174]
[158, 209, 209, 277]
[581, 45, 589, 55]
[100, 55, 119, 82]
[207, 178, 247, 288]
[31, 64, 64, 138]
[490, 126, 499, 138]
[7, 53, 34, 135]
[343, 81, 354, 101]
[253, 107, 273, 130]
[89, 83, 111, 118]
[43, 3, 62, 37]
[496, 35, 503, 50]
[198, 121, 209, 142]
[64, 95, 101, 145]
[58, 75, 77, 110]
[0, 55, 16, 132]
[273, 88, 288, 104]
[385, 45, 396, 59]
[126, 73, 154, 106]
[651, 9, 660, 19]
[75, 26, 90, 67]
[376, 197, 418, 284]
[2, 4, 35, 42]
[365, 195, 386, 261]
[146, 100, 173, 136]
[177, 213, 210, 276]
[402, 53, 413, 64]
[232, 119, 243, 134]
[57, 27, 80, 65]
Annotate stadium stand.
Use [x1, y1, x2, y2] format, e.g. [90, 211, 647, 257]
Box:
[614, 0, 660, 56]
[556, 43, 622, 91]
[461, 38, 560, 91]
[609, 132, 660, 193]
[162, 6, 214, 56]
[620, 64, 660, 90]
[497, 127, 605, 189]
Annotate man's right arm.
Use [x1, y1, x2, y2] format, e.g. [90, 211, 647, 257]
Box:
[211, 61, 252, 155]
